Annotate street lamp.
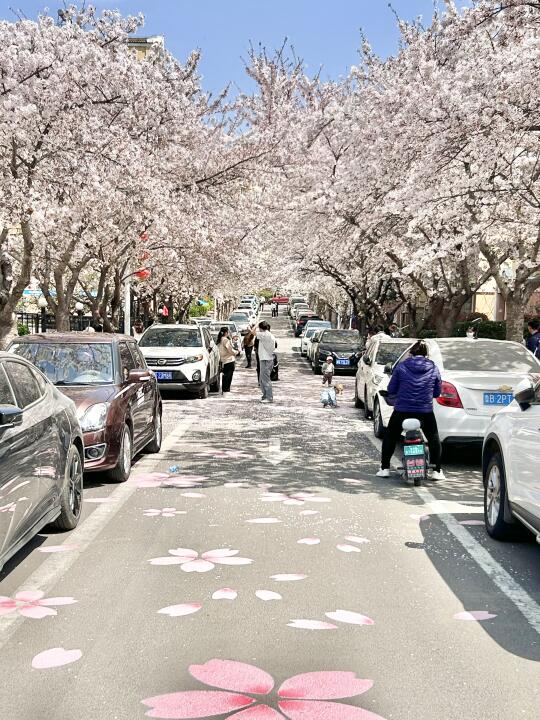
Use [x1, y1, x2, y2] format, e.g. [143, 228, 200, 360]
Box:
[38, 296, 47, 333]
[75, 302, 84, 331]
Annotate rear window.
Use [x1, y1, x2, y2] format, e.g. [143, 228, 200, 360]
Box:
[375, 342, 413, 366]
[321, 330, 360, 344]
[437, 340, 540, 373]
[139, 328, 202, 348]
[230, 313, 249, 321]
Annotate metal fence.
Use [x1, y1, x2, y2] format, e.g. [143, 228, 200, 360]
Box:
[16, 312, 94, 334]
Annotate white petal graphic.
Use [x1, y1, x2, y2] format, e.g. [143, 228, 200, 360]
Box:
[212, 588, 237, 600]
[288, 619, 338, 630]
[325, 610, 375, 625]
[247, 518, 282, 524]
[297, 538, 320, 545]
[337, 544, 362, 553]
[256, 590, 282, 601]
[158, 603, 202, 617]
[344, 536, 370, 545]
[271, 574, 307, 581]
[299, 510, 319, 516]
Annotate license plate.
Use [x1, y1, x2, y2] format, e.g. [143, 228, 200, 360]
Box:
[483, 392, 513, 406]
[336, 359, 350, 366]
[404, 444, 425, 456]
[155, 371, 173, 380]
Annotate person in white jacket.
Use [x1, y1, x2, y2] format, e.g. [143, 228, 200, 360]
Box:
[257, 321, 277, 403]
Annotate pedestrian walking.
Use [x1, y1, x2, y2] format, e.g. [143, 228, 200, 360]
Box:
[526, 319, 540, 357]
[376, 340, 445, 481]
[322, 356, 334, 386]
[243, 324, 256, 368]
[217, 327, 239, 393]
[271, 301, 278, 318]
[257, 321, 277, 403]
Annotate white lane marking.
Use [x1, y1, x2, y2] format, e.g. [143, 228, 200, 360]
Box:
[0, 417, 195, 648]
[363, 426, 540, 634]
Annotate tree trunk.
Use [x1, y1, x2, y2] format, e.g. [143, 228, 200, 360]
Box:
[427, 297, 465, 338]
[0, 220, 34, 347]
[504, 294, 526, 342]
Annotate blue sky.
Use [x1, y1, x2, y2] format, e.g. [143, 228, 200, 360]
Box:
[0, 1, 450, 96]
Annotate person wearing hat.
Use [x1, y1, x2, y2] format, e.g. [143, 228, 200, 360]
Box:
[321, 355, 334, 386]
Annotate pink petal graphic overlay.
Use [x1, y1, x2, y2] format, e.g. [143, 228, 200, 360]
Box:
[189, 659, 275, 694]
[231, 707, 284, 719]
[142, 691, 255, 718]
[278, 672, 373, 700]
[287, 620, 338, 630]
[32, 647, 82, 669]
[325, 610, 375, 626]
[297, 538, 320, 545]
[344, 537, 370, 545]
[336, 545, 362, 554]
[453, 611, 497, 621]
[212, 588, 238, 600]
[158, 603, 202, 617]
[271, 574, 307, 582]
[278, 700, 386, 719]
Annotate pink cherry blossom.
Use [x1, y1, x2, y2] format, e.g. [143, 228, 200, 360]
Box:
[142, 659, 387, 719]
[0, 591, 76, 619]
[149, 548, 253, 573]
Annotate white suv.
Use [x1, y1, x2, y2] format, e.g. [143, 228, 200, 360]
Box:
[139, 324, 221, 398]
[482, 376, 540, 542]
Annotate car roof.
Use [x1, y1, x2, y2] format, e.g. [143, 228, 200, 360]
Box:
[10, 332, 133, 344]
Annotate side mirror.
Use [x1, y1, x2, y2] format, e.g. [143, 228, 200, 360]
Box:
[128, 369, 152, 383]
[363, 357, 372, 366]
[384, 362, 393, 375]
[515, 378, 536, 409]
[0, 406, 23, 429]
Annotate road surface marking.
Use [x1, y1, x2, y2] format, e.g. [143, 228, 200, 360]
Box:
[364, 428, 540, 634]
[0, 417, 195, 649]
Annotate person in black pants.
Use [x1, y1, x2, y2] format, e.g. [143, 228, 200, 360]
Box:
[377, 340, 445, 481]
[217, 327, 238, 393]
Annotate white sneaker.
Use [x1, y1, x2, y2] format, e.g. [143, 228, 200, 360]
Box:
[261, 398, 273, 404]
[376, 468, 390, 478]
[431, 470, 446, 481]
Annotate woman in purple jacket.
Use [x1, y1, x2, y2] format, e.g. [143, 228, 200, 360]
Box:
[376, 341, 445, 481]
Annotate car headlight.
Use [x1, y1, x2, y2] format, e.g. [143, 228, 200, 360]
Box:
[185, 354, 204, 363]
[79, 403, 109, 432]
[192, 370, 202, 382]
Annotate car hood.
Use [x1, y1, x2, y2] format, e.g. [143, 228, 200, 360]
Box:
[57, 384, 119, 414]
[139, 347, 205, 358]
[319, 344, 361, 353]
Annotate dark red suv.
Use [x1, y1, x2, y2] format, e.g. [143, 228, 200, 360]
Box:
[9, 333, 162, 483]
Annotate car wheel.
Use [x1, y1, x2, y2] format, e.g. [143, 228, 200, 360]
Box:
[364, 391, 373, 420]
[145, 406, 162, 454]
[209, 371, 221, 393]
[199, 374, 210, 399]
[484, 452, 520, 541]
[373, 399, 385, 439]
[53, 443, 84, 531]
[354, 384, 362, 409]
[109, 424, 133, 483]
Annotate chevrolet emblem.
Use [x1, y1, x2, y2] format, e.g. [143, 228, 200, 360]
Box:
[498, 385, 512, 393]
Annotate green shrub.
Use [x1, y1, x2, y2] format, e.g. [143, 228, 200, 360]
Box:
[17, 323, 30, 336]
[453, 321, 506, 340]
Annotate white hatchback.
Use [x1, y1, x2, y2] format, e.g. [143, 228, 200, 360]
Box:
[372, 338, 540, 444]
[139, 324, 221, 398]
[355, 338, 414, 417]
[483, 376, 540, 542]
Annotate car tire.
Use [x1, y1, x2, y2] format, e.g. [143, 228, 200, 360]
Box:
[199, 374, 210, 399]
[484, 451, 521, 541]
[209, 371, 221, 393]
[145, 407, 162, 454]
[53, 443, 84, 531]
[354, 384, 363, 409]
[108, 424, 133, 483]
[373, 399, 385, 439]
[364, 391, 373, 420]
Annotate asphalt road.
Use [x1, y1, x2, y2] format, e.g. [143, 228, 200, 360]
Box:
[1, 311, 539, 720]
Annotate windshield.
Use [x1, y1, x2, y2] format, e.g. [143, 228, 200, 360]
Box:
[437, 340, 540, 373]
[139, 328, 202, 348]
[210, 323, 238, 334]
[321, 330, 360, 344]
[375, 342, 413, 366]
[304, 328, 318, 338]
[10, 342, 114, 385]
[230, 313, 249, 322]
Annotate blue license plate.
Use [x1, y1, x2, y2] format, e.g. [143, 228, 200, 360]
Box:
[155, 371, 173, 380]
[336, 359, 350, 366]
[404, 444, 425, 456]
[483, 392, 513, 406]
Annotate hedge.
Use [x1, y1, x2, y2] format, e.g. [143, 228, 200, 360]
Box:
[414, 320, 524, 340]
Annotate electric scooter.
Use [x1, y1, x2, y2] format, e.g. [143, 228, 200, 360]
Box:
[400, 418, 428, 486]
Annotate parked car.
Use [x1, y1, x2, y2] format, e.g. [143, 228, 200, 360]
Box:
[237, 305, 257, 322]
[209, 322, 243, 355]
[300, 321, 333, 356]
[292, 303, 310, 320]
[193, 318, 213, 328]
[0, 352, 84, 572]
[310, 329, 363, 374]
[295, 313, 322, 337]
[355, 338, 414, 418]
[10, 333, 162, 483]
[482, 375, 540, 542]
[139, 324, 220, 398]
[271, 296, 289, 305]
[372, 338, 540, 442]
[307, 328, 325, 365]
[229, 311, 252, 335]
[288, 297, 307, 315]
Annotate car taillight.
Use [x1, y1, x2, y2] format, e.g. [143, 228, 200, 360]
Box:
[436, 381, 463, 409]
